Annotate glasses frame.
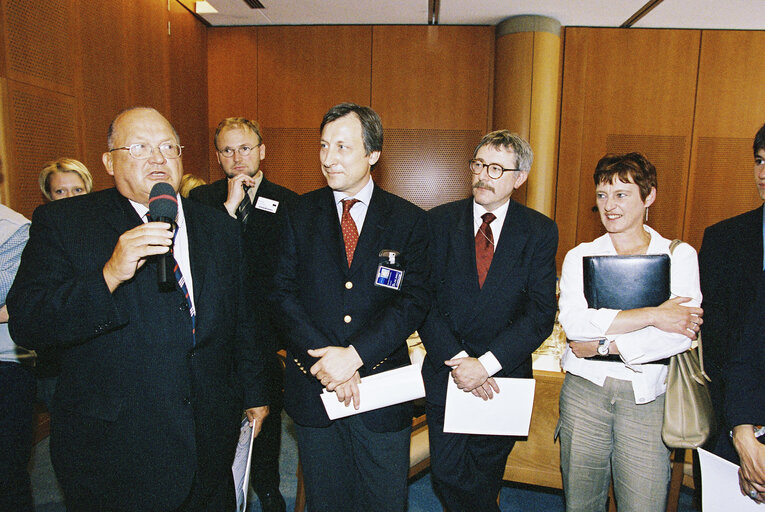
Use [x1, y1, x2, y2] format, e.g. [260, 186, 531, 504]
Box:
[110, 142, 183, 160]
[216, 143, 262, 158]
[469, 159, 519, 180]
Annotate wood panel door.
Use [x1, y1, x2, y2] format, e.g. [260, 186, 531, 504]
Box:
[683, 30, 765, 250]
[555, 28, 700, 267]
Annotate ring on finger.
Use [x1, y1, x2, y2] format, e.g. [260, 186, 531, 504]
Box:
[750, 490, 758, 499]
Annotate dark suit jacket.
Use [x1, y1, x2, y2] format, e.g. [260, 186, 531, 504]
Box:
[699, 205, 764, 452]
[189, 177, 297, 400]
[725, 269, 765, 429]
[271, 184, 430, 432]
[419, 198, 559, 406]
[7, 188, 267, 510]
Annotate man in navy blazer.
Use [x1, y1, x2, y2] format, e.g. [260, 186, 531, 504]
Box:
[700, 122, 765, 462]
[8, 107, 268, 511]
[726, 269, 765, 503]
[272, 103, 430, 512]
[419, 130, 558, 511]
[189, 117, 297, 512]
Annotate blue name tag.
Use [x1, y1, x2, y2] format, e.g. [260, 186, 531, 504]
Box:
[375, 265, 404, 290]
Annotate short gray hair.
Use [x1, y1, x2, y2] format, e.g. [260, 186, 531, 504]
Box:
[473, 130, 533, 172]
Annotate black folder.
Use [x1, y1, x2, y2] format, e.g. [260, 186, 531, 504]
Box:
[583, 254, 670, 310]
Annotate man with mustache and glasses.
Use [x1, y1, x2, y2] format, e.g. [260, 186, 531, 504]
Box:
[8, 107, 267, 511]
[419, 130, 558, 512]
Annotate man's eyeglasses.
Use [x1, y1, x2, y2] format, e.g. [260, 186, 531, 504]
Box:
[217, 144, 261, 158]
[110, 142, 183, 160]
[469, 159, 519, 180]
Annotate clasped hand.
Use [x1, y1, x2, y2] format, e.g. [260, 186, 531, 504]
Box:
[445, 356, 499, 400]
[654, 296, 703, 338]
[308, 346, 363, 409]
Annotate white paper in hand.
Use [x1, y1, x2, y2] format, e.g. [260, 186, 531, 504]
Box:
[232, 417, 256, 512]
[698, 448, 762, 511]
[443, 376, 535, 436]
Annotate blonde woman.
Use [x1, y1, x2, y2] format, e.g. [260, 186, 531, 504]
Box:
[38, 158, 92, 201]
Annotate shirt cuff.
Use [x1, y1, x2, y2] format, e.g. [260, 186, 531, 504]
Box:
[478, 351, 502, 377]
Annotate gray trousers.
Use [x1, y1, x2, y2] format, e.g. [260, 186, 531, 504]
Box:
[557, 373, 670, 512]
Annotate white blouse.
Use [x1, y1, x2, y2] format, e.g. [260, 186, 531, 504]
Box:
[558, 225, 702, 404]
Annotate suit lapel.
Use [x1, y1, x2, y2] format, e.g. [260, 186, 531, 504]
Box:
[349, 186, 389, 276]
[742, 205, 764, 278]
[313, 187, 349, 274]
[102, 189, 143, 236]
[466, 200, 530, 325]
[182, 198, 209, 311]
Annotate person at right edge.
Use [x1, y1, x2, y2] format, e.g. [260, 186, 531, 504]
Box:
[557, 153, 703, 511]
[726, 268, 765, 504]
[699, 122, 765, 463]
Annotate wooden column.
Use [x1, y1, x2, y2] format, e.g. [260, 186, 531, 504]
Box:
[493, 15, 561, 217]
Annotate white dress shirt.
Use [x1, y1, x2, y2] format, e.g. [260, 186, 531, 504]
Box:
[462, 199, 513, 377]
[332, 175, 374, 234]
[131, 195, 195, 311]
[558, 225, 701, 404]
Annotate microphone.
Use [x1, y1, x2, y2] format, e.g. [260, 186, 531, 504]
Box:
[148, 183, 178, 292]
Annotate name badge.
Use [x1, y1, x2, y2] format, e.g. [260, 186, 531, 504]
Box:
[374, 249, 404, 290]
[255, 196, 279, 213]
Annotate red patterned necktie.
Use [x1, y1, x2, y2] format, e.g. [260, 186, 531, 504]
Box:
[341, 199, 360, 267]
[475, 212, 496, 288]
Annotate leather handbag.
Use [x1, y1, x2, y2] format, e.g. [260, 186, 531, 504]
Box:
[661, 240, 714, 449]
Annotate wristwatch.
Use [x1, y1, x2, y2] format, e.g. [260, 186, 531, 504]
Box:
[597, 338, 611, 356]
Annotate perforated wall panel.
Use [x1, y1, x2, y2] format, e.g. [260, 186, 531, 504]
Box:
[376, 129, 481, 210]
[685, 137, 762, 249]
[7, 83, 77, 217]
[5, 0, 74, 93]
[259, 127, 481, 210]
[576, 133, 688, 245]
[257, 127, 325, 194]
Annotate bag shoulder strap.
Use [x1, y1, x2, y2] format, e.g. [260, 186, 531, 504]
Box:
[668, 239, 710, 381]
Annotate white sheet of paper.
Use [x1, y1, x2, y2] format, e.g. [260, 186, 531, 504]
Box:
[698, 448, 762, 511]
[443, 375, 535, 436]
[320, 362, 426, 420]
[232, 417, 256, 512]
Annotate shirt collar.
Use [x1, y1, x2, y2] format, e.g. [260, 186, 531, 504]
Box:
[473, 198, 510, 227]
[332, 175, 374, 206]
[130, 193, 186, 230]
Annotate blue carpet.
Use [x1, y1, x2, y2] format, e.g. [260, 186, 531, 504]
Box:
[31, 411, 697, 511]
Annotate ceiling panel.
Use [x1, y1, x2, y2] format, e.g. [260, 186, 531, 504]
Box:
[634, 0, 765, 29]
[198, 0, 765, 30]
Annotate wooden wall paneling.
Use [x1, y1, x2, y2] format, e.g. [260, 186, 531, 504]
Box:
[493, 30, 533, 207]
[169, 1, 208, 182]
[371, 26, 493, 209]
[4, 80, 78, 217]
[559, 28, 699, 259]
[257, 26, 372, 193]
[683, 30, 765, 250]
[77, 0, 129, 192]
[207, 27, 259, 180]
[371, 26, 493, 130]
[554, 28, 588, 270]
[123, 0, 170, 112]
[2, 0, 76, 96]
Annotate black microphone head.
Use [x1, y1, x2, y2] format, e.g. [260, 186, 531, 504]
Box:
[148, 182, 178, 221]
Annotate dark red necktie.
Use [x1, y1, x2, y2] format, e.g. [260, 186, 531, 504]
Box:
[341, 199, 360, 267]
[475, 212, 496, 288]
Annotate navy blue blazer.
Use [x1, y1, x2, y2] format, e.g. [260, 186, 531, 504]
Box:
[419, 198, 558, 406]
[272, 184, 430, 432]
[8, 188, 266, 510]
[725, 269, 765, 429]
[700, 205, 764, 457]
[190, 177, 298, 399]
